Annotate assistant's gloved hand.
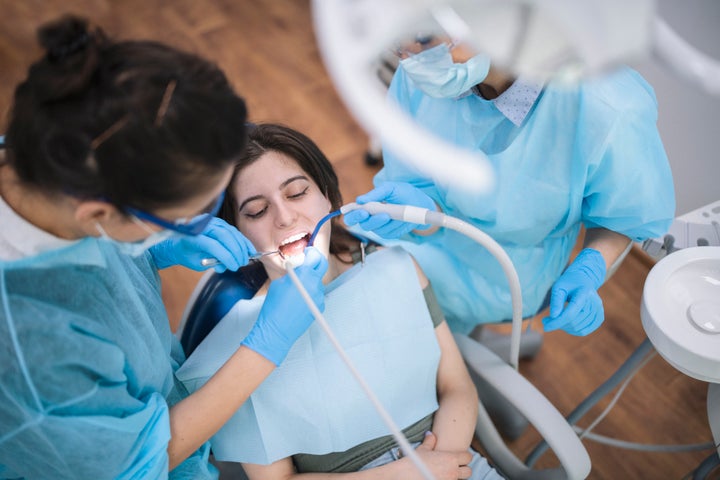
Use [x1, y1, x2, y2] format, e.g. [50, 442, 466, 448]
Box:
[241, 247, 328, 365]
[542, 248, 607, 336]
[149, 217, 256, 272]
[343, 182, 436, 239]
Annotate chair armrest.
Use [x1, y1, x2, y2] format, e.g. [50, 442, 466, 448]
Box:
[453, 334, 591, 480]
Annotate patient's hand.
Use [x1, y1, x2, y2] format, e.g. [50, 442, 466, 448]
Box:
[403, 432, 473, 480]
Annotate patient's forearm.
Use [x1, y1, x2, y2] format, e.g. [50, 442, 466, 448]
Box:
[431, 386, 478, 451]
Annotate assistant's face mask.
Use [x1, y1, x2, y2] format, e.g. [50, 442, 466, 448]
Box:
[400, 43, 491, 99]
[96, 217, 175, 257]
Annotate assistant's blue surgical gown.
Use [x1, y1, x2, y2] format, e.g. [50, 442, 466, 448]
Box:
[0, 198, 216, 479]
[377, 66, 675, 333]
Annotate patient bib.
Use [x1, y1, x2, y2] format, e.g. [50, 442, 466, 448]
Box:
[177, 246, 441, 464]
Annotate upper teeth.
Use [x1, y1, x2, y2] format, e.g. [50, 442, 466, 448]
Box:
[280, 232, 307, 246]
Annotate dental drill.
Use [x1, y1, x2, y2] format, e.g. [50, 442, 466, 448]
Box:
[283, 201, 524, 480]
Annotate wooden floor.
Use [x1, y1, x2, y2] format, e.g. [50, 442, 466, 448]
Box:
[0, 1, 714, 478]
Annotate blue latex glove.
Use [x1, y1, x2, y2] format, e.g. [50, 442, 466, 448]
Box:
[241, 247, 328, 365]
[149, 217, 256, 272]
[542, 248, 607, 336]
[342, 182, 436, 239]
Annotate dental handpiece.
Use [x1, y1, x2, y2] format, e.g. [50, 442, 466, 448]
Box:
[199, 250, 279, 268]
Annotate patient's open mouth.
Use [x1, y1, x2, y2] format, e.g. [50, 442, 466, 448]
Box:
[278, 232, 310, 258]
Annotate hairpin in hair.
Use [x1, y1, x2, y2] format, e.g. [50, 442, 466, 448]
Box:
[90, 115, 129, 150]
[154, 80, 177, 127]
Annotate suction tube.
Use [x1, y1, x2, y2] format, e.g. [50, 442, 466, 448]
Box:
[340, 202, 524, 370]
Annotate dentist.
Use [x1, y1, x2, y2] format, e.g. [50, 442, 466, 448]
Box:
[0, 15, 326, 479]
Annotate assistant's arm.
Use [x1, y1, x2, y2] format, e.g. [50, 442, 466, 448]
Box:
[583, 227, 631, 272]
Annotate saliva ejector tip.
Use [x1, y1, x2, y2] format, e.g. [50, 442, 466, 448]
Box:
[283, 253, 305, 269]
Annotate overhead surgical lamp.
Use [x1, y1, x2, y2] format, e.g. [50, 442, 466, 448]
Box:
[312, 0, 720, 192]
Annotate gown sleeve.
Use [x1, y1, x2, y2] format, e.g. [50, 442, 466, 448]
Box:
[581, 69, 676, 241]
[0, 293, 215, 480]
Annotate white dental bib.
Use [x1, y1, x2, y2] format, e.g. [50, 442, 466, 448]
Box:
[177, 246, 441, 464]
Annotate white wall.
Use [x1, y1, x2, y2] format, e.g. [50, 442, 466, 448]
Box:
[633, 0, 720, 216]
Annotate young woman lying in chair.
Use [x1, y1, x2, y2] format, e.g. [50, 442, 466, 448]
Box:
[176, 123, 503, 480]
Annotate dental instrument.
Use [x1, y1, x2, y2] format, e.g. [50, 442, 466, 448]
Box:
[307, 209, 342, 246]
[200, 209, 342, 269]
[283, 201, 528, 479]
[200, 250, 280, 268]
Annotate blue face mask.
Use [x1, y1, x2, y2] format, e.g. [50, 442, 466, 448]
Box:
[96, 218, 176, 257]
[400, 44, 491, 99]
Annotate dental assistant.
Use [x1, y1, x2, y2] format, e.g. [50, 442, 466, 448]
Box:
[0, 16, 326, 479]
[346, 39, 675, 336]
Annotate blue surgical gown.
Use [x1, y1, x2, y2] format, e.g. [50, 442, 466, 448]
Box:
[0, 238, 217, 479]
[377, 66, 675, 334]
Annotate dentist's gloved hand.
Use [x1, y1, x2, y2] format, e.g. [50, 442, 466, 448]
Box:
[542, 248, 607, 336]
[241, 247, 328, 365]
[343, 182, 436, 239]
[149, 217, 256, 272]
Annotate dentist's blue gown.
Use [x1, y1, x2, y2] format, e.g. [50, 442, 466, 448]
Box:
[0, 238, 216, 479]
[377, 66, 675, 333]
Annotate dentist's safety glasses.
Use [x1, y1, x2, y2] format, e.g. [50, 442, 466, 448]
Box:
[125, 191, 226, 236]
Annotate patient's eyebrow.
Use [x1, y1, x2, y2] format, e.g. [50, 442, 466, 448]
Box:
[281, 175, 309, 188]
[238, 194, 263, 212]
[237, 175, 310, 211]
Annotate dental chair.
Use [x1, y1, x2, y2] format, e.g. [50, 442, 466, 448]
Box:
[176, 258, 592, 480]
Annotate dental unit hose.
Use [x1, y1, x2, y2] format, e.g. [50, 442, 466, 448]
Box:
[340, 202, 524, 370]
[283, 201, 524, 480]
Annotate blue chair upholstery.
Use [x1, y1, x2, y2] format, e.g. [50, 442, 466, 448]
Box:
[180, 262, 266, 356]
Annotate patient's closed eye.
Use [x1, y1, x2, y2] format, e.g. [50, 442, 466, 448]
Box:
[287, 186, 309, 199]
[243, 201, 268, 219]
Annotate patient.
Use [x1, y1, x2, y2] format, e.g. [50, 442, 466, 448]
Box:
[176, 124, 503, 480]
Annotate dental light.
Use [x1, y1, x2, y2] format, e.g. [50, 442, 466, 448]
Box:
[311, 0, 720, 194]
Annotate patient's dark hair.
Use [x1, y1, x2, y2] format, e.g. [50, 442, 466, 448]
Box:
[218, 123, 359, 260]
[3, 14, 248, 212]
